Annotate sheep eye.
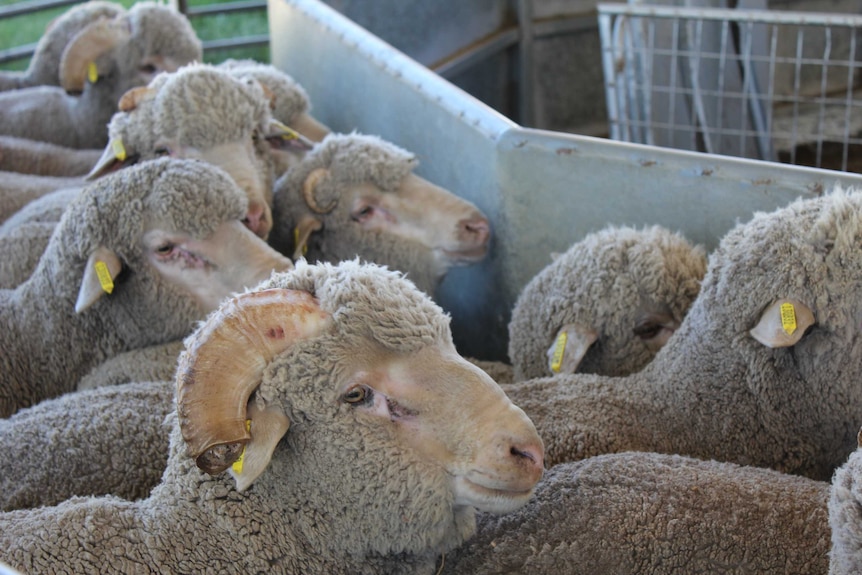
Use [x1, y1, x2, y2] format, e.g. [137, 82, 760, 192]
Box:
[140, 64, 157, 74]
[633, 323, 662, 340]
[343, 385, 370, 404]
[155, 243, 174, 256]
[351, 206, 374, 222]
[154, 147, 170, 157]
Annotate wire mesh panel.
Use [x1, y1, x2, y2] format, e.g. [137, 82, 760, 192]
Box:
[598, 2, 862, 172]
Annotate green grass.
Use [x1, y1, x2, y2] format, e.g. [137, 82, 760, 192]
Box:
[0, 0, 270, 72]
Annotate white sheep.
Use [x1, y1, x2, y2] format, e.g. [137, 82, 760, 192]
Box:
[270, 132, 491, 295]
[0, 259, 544, 574]
[0, 136, 101, 177]
[0, 157, 291, 417]
[828, 435, 862, 574]
[444, 452, 831, 574]
[0, 1, 123, 92]
[0, 171, 84, 224]
[0, 2, 201, 149]
[508, 224, 706, 380]
[502, 187, 862, 480]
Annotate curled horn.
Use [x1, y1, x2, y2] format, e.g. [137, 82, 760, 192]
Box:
[302, 167, 337, 214]
[59, 15, 132, 92]
[176, 288, 331, 474]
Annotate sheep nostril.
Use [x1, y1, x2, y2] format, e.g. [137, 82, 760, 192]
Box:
[510, 443, 544, 471]
[460, 216, 490, 247]
[243, 205, 266, 236]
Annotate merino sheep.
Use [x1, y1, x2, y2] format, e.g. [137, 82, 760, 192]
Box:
[0, 1, 123, 92]
[0, 171, 84, 224]
[0, 2, 201, 149]
[0, 259, 544, 574]
[217, 58, 330, 175]
[444, 452, 830, 574]
[828, 435, 862, 574]
[0, 136, 101, 177]
[270, 132, 491, 295]
[0, 157, 291, 417]
[502, 187, 862, 481]
[508, 225, 706, 380]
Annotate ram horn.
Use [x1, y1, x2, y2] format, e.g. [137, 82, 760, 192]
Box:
[302, 167, 337, 214]
[176, 288, 331, 474]
[59, 15, 132, 93]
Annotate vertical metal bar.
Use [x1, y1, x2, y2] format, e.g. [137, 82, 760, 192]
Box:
[516, 0, 535, 128]
[791, 26, 804, 165]
[717, 19, 729, 152]
[842, 25, 857, 172]
[766, 24, 778, 147]
[668, 16, 680, 146]
[816, 26, 832, 169]
[742, 20, 774, 161]
[645, 17, 656, 147]
[739, 21, 753, 157]
[599, 12, 621, 141]
[690, 18, 711, 153]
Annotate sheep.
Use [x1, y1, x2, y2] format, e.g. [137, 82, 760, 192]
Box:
[500, 186, 862, 481]
[0, 222, 55, 290]
[0, 136, 102, 177]
[828, 435, 862, 574]
[0, 2, 202, 149]
[0, 171, 84, 224]
[0, 157, 291, 417]
[443, 452, 831, 574]
[508, 224, 707, 381]
[0, 259, 544, 574]
[0, 1, 123, 92]
[269, 132, 491, 296]
[0, 63, 312, 244]
[216, 58, 331, 176]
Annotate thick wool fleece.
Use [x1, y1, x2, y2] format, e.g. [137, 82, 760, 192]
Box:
[828, 444, 862, 574]
[0, 158, 247, 417]
[508, 225, 706, 380]
[0, 260, 477, 574]
[270, 133, 447, 294]
[444, 452, 830, 575]
[0, 3, 201, 149]
[0, 1, 123, 92]
[217, 59, 311, 127]
[505, 188, 862, 480]
[0, 171, 83, 224]
[0, 136, 101, 177]
[0, 222, 54, 289]
[0, 381, 173, 511]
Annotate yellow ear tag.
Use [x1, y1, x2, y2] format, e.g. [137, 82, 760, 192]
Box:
[780, 302, 798, 335]
[94, 260, 114, 294]
[231, 419, 252, 474]
[111, 137, 126, 162]
[87, 62, 98, 84]
[550, 331, 567, 373]
[293, 226, 308, 256]
[273, 120, 299, 140]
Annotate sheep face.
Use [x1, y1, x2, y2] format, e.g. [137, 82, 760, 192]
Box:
[271, 134, 491, 292]
[66, 158, 290, 342]
[89, 65, 292, 239]
[176, 261, 543, 555]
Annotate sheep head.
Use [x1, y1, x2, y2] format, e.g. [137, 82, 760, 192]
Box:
[272, 134, 491, 292]
[86, 65, 299, 239]
[176, 260, 544, 520]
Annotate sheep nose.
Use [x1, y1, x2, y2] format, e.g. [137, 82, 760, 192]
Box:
[509, 440, 545, 481]
[459, 214, 491, 248]
[243, 204, 268, 238]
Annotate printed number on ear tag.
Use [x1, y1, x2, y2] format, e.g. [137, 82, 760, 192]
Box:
[94, 260, 114, 294]
[780, 302, 797, 335]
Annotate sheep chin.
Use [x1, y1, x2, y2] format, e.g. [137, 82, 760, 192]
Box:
[451, 475, 536, 515]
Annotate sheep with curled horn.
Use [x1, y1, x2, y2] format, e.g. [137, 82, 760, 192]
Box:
[0, 157, 291, 417]
[270, 132, 491, 296]
[0, 259, 544, 574]
[0, 2, 201, 149]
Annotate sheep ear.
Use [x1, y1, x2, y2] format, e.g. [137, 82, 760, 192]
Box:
[265, 120, 315, 152]
[228, 402, 291, 492]
[75, 246, 122, 313]
[86, 137, 135, 180]
[749, 298, 815, 348]
[546, 323, 598, 374]
[292, 214, 323, 260]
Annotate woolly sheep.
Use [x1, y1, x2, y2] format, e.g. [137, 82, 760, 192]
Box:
[1, 63, 312, 241]
[0, 1, 123, 92]
[828, 436, 862, 574]
[0, 171, 84, 224]
[0, 157, 291, 417]
[508, 224, 706, 380]
[0, 136, 101, 177]
[216, 58, 330, 176]
[0, 2, 201, 149]
[444, 452, 830, 574]
[0, 259, 544, 574]
[0, 222, 55, 290]
[503, 187, 862, 480]
[270, 132, 491, 295]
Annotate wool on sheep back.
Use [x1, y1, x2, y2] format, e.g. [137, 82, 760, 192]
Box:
[505, 187, 862, 480]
